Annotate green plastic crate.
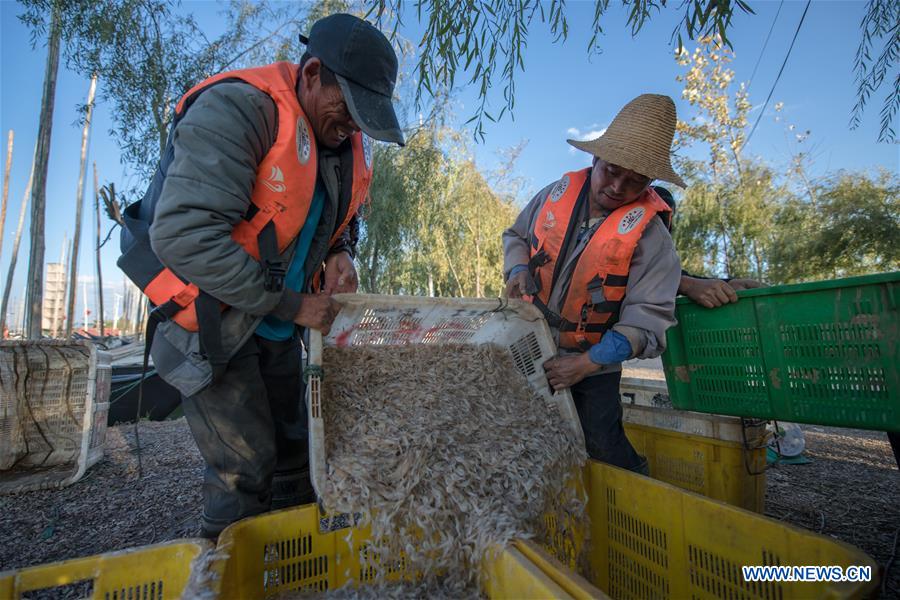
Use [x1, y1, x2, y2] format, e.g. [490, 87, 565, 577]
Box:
[662, 272, 899, 431]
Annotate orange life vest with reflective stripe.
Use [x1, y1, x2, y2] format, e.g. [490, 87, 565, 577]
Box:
[528, 168, 671, 350]
[141, 62, 373, 332]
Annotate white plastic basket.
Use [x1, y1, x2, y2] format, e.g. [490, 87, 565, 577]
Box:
[0, 340, 111, 493]
[306, 294, 584, 498]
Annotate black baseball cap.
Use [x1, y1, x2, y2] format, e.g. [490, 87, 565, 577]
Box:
[300, 14, 404, 146]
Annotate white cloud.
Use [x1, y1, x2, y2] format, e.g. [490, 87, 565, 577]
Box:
[565, 125, 607, 154]
[566, 126, 607, 141]
[580, 129, 606, 140]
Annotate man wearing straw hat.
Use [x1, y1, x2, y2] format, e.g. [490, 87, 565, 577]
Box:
[503, 94, 683, 472]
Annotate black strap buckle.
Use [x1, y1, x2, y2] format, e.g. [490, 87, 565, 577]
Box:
[528, 249, 551, 272]
[263, 261, 286, 292]
[532, 297, 560, 328]
[586, 275, 606, 306]
[579, 305, 590, 330]
[150, 299, 182, 323]
[258, 219, 285, 293]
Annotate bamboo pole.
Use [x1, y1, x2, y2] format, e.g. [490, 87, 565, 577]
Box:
[65, 74, 98, 338]
[0, 148, 36, 336]
[93, 162, 105, 336]
[83, 280, 89, 332]
[25, 5, 62, 339]
[0, 130, 12, 260]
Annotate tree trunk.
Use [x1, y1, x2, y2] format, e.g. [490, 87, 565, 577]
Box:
[474, 237, 482, 298]
[25, 5, 62, 339]
[93, 162, 105, 336]
[436, 234, 464, 297]
[65, 74, 98, 338]
[0, 151, 34, 336]
[753, 240, 764, 281]
[367, 237, 379, 293]
[0, 130, 12, 261]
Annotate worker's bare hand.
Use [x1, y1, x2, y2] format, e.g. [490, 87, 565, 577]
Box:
[543, 353, 600, 391]
[505, 271, 528, 299]
[680, 276, 738, 308]
[728, 278, 766, 291]
[294, 294, 341, 335]
[323, 251, 358, 295]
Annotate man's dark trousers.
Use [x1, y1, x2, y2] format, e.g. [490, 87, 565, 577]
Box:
[182, 334, 314, 538]
[571, 370, 647, 472]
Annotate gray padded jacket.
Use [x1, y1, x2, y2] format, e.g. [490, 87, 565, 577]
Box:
[143, 81, 358, 397]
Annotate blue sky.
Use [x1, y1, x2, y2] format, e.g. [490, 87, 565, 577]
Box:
[1, 0, 898, 329]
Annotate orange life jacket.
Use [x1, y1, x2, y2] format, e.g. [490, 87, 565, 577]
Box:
[138, 62, 373, 332]
[528, 168, 671, 350]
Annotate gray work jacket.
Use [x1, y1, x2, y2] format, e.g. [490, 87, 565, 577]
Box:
[502, 178, 681, 374]
[146, 81, 357, 396]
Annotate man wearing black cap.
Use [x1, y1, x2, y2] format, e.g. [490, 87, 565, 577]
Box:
[122, 13, 403, 537]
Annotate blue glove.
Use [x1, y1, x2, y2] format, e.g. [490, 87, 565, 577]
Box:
[588, 330, 633, 365]
[508, 264, 529, 280]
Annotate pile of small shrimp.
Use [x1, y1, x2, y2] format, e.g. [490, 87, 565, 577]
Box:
[313, 343, 587, 597]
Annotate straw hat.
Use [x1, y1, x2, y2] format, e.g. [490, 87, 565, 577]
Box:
[567, 94, 686, 188]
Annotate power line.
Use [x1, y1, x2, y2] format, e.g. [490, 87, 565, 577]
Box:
[747, 0, 785, 91]
[743, 0, 812, 150]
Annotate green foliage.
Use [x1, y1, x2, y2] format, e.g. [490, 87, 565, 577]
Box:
[367, 0, 753, 140]
[358, 127, 518, 297]
[768, 171, 900, 282]
[851, 0, 900, 142]
[673, 36, 776, 280]
[18, 0, 307, 183]
[674, 36, 900, 285]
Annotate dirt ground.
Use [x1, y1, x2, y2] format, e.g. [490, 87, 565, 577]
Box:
[764, 425, 899, 597]
[2, 419, 898, 597]
[0, 420, 204, 571]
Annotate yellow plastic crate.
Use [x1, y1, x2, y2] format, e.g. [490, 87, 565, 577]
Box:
[623, 418, 767, 512]
[0, 540, 211, 599]
[213, 503, 580, 598]
[544, 460, 879, 599]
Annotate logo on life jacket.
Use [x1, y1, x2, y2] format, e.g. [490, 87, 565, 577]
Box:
[617, 206, 646, 234]
[549, 175, 570, 202]
[261, 166, 286, 193]
[543, 210, 556, 229]
[296, 118, 311, 164]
